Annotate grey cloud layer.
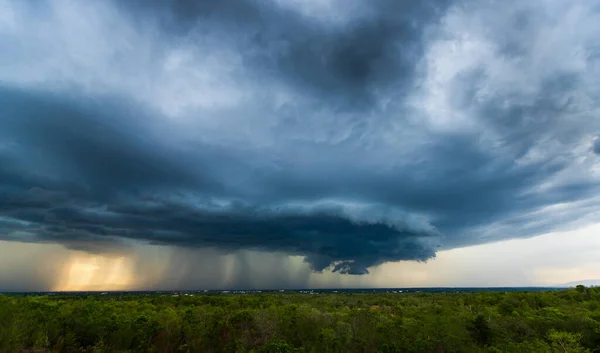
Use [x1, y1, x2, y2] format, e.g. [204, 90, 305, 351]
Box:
[1, 0, 600, 275]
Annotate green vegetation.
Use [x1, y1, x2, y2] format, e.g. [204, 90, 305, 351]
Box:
[1, 287, 599, 352]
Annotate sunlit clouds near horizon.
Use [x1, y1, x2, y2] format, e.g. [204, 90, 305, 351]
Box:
[2, 223, 599, 291]
[2, 0, 600, 290]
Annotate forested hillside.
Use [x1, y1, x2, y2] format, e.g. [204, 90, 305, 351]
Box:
[1, 287, 599, 352]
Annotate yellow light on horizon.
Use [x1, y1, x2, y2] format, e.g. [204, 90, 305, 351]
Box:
[53, 254, 135, 292]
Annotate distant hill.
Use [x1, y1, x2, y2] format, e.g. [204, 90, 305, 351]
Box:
[559, 279, 600, 287]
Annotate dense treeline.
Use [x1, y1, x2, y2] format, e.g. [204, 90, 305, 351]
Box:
[1, 286, 599, 352]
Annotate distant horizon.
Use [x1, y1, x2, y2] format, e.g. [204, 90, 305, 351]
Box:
[3, 282, 598, 294]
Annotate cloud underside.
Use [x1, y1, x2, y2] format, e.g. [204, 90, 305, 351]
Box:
[1, 0, 600, 275]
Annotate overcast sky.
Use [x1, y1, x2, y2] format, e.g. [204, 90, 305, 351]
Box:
[1, 0, 600, 290]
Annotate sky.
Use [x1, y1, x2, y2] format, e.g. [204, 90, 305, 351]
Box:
[1, 0, 600, 291]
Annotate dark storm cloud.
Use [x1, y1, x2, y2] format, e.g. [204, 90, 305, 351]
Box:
[1, 0, 600, 277]
[593, 138, 600, 155]
[118, 0, 451, 107]
[0, 87, 437, 274]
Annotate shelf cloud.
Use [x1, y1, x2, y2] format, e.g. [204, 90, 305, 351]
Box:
[1, 0, 600, 276]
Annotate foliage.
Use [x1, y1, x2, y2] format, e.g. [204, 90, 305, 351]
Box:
[0, 287, 599, 352]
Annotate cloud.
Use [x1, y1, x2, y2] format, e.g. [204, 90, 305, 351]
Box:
[0, 241, 316, 291]
[593, 137, 600, 155]
[1, 0, 600, 277]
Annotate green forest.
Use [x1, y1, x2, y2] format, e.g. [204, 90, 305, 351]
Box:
[1, 287, 599, 352]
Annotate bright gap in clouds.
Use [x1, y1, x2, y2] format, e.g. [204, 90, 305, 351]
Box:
[53, 256, 135, 292]
[372, 223, 600, 288]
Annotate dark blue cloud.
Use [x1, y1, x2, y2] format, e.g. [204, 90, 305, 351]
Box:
[593, 138, 600, 155]
[1, 0, 600, 275]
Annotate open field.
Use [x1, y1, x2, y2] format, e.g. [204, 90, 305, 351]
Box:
[1, 287, 599, 352]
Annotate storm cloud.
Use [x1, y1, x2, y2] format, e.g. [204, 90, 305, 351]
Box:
[1, 0, 600, 276]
